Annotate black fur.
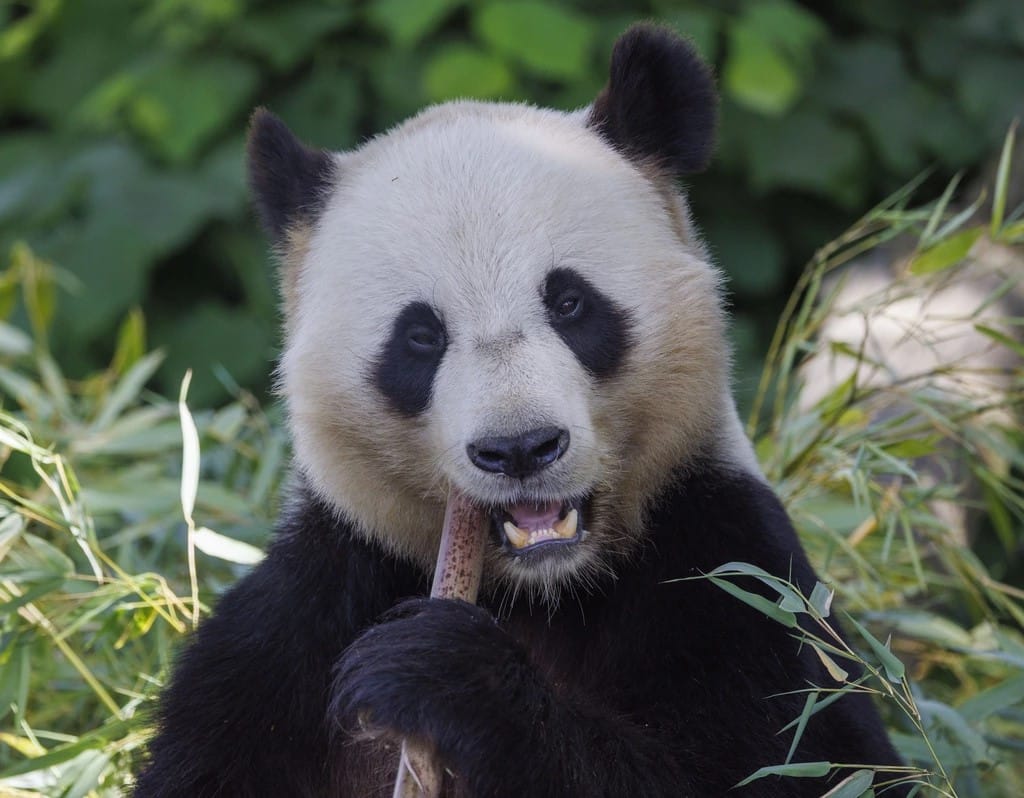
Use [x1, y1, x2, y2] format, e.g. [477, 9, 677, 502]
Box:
[135, 468, 909, 797]
[588, 24, 717, 176]
[543, 268, 633, 380]
[374, 301, 448, 416]
[247, 108, 337, 242]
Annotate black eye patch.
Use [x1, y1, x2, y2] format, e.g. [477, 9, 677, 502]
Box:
[543, 268, 633, 380]
[374, 302, 447, 416]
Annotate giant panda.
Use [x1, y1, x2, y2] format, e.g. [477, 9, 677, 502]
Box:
[134, 25, 910, 798]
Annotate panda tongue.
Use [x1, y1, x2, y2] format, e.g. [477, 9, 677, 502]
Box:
[508, 500, 562, 532]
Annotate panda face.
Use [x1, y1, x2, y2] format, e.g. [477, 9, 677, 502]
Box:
[254, 28, 752, 597]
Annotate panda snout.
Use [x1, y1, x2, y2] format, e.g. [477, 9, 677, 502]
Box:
[466, 426, 570, 478]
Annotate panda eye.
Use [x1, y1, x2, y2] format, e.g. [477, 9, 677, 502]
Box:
[551, 290, 584, 322]
[406, 324, 445, 355]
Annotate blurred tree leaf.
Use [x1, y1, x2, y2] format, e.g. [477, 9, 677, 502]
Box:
[367, 0, 465, 48]
[659, 9, 720, 64]
[227, 5, 352, 72]
[32, 143, 244, 347]
[704, 210, 786, 298]
[151, 302, 272, 406]
[363, 46, 429, 131]
[473, 1, 596, 81]
[17, 0, 139, 125]
[962, 0, 1024, 46]
[724, 25, 800, 116]
[812, 40, 932, 174]
[0, 0, 60, 61]
[723, 0, 824, 116]
[743, 109, 866, 207]
[272, 67, 360, 150]
[78, 55, 257, 165]
[424, 44, 515, 101]
[956, 54, 1024, 139]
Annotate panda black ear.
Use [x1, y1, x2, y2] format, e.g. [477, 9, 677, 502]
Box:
[588, 24, 717, 176]
[246, 108, 337, 243]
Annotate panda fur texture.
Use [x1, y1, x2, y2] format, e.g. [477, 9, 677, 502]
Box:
[135, 25, 909, 798]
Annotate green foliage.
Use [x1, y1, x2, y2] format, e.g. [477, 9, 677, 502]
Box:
[741, 140, 1024, 794]
[0, 247, 285, 792]
[2, 0, 1022, 403]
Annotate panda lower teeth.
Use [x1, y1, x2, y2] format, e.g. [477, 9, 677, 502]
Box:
[503, 508, 579, 550]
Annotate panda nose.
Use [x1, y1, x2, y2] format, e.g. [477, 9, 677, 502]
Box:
[466, 426, 570, 478]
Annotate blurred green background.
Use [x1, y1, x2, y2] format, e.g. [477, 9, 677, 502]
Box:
[1, 0, 1022, 405]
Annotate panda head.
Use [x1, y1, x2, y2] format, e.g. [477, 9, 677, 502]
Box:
[249, 25, 754, 598]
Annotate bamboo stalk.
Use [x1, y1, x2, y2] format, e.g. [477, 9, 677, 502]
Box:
[392, 488, 486, 798]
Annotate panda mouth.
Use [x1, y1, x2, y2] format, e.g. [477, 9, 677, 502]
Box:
[492, 499, 584, 555]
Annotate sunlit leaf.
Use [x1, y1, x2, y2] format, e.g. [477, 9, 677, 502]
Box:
[908, 228, 983, 274]
[193, 526, 264, 565]
[474, 1, 595, 80]
[424, 45, 514, 101]
[724, 26, 800, 115]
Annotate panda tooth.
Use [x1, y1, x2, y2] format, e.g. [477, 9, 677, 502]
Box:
[503, 521, 530, 549]
[553, 509, 579, 539]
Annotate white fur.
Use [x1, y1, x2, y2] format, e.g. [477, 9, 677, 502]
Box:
[279, 101, 744, 590]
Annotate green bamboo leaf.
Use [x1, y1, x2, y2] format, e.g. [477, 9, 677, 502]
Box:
[735, 761, 832, 787]
[975, 324, 1024, 359]
[908, 228, 982, 274]
[958, 673, 1024, 723]
[61, 749, 111, 798]
[708, 561, 807, 612]
[0, 719, 131, 778]
[785, 692, 819, 764]
[846, 616, 905, 682]
[820, 768, 874, 798]
[708, 576, 799, 628]
[809, 582, 834, 618]
[91, 350, 165, 431]
[919, 699, 991, 765]
[920, 172, 963, 245]
[991, 120, 1017, 237]
[0, 364, 55, 417]
[111, 307, 146, 374]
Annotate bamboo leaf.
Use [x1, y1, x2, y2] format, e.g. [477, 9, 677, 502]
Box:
[735, 761, 832, 787]
[193, 526, 264, 565]
[820, 768, 875, 798]
[708, 576, 799, 628]
[846, 616, 905, 682]
[908, 228, 982, 274]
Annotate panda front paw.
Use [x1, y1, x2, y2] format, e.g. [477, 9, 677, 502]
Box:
[333, 598, 548, 767]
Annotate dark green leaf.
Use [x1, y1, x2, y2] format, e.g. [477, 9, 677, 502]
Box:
[368, 0, 464, 48]
[228, 6, 352, 71]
